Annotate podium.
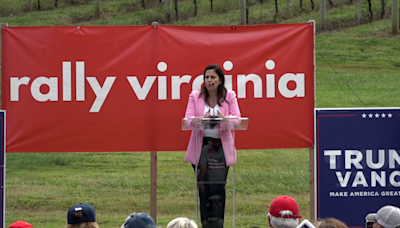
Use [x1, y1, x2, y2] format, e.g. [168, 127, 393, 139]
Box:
[182, 117, 248, 228]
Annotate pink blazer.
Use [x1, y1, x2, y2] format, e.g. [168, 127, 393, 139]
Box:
[184, 90, 241, 166]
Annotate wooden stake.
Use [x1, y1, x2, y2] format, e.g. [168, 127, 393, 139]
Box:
[150, 152, 157, 223]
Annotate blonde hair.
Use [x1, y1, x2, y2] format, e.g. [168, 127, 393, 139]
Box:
[313, 218, 348, 228]
[167, 217, 198, 228]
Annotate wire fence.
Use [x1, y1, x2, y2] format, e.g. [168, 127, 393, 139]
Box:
[0, 0, 397, 31]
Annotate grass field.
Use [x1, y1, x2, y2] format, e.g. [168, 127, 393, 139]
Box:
[6, 149, 311, 228]
[1, 0, 400, 227]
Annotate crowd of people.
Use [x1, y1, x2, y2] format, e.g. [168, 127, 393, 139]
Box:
[7, 203, 199, 228]
[8, 198, 400, 228]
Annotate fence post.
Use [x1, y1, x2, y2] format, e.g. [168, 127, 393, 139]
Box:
[392, 0, 399, 35]
[320, 0, 326, 32]
[310, 147, 315, 220]
[166, 0, 172, 22]
[150, 152, 157, 223]
[94, 0, 100, 18]
[309, 19, 316, 220]
[357, 0, 361, 25]
[239, 0, 246, 25]
[27, 0, 33, 12]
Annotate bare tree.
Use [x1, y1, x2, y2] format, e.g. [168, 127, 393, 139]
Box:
[274, 0, 278, 22]
[367, 0, 373, 20]
[300, 0, 303, 11]
[328, 0, 333, 7]
[38, 0, 41, 10]
[175, 0, 178, 20]
[392, 0, 399, 35]
[246, 0, 248, 24]
[380, 0, 388, 18]
[310, 0, 314, 10]
[194, 0, 197, 16]
[54, 0, 58, 7]
[211, 0, 213, 12]
[142, 0, 145, 9]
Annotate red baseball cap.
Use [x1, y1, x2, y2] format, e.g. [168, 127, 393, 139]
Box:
[269, 196, 302, 219]
[9, 221, 33, 228]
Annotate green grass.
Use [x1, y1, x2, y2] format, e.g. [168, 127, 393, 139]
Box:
[0, 0, 395, 27]
[315, 20, 400, 107]
[6, 149, 311, 228]
[1, 0, 400, 227]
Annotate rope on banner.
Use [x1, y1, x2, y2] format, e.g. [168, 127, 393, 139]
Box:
[316, 48, 367, 107]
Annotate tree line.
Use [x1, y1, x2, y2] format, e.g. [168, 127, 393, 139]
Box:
[24, 0, 399, 34]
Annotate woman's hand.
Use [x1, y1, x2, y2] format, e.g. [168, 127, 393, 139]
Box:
[204, 109, 212, 118]
[197, 183, 205, 191]
[217, 110, 225, 118]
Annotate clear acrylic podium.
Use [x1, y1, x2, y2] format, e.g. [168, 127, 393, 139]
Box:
[182, 117, 248, 228]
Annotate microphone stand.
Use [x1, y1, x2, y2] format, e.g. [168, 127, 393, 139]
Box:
[209, 83, 219, 129]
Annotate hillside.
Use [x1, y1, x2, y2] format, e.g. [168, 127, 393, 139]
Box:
[0, 0, 397, 30]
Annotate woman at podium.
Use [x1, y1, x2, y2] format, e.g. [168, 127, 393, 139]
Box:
[184, 64, 241, 228]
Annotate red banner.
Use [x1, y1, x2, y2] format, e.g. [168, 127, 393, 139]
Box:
[2, 23, 315, 153]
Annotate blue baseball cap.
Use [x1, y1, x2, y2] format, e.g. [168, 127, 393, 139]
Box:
[122, 213, 156, 228]
[67, 203, 96, 224]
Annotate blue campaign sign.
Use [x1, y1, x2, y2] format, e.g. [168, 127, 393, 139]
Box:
[0, 111, 4, 228]
[315, 108, 400, 228]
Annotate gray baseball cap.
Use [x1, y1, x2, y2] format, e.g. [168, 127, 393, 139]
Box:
[365, 205, 400, 228]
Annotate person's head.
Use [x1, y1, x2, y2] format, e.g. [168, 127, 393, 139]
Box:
[366, 205, 400, 228]
[167, 217, 198, 228]
[210, 137, 221, 150]
[121, 213, 156, 228]
[200, 64, 227, 106]
[203, 64, 225, 91]
[313, 218, 348, 228]
[9, 221, 33, 228]
[66, 203, 99, 228]
[268, 196, 302, 228]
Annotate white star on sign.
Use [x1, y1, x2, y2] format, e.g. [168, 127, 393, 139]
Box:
[381, 113, 386, 118]
[375, 113, 380, 118]
[369, 113, 373, 118]
[362, 113, 367, 118]
[388, 113, 393, 118]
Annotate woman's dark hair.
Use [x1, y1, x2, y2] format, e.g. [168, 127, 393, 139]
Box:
[199, 64, 228, 106]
